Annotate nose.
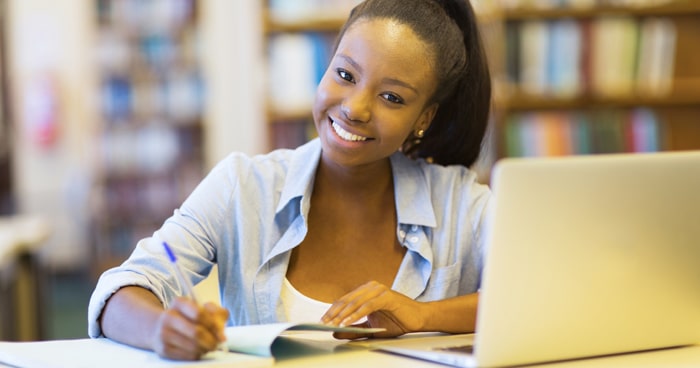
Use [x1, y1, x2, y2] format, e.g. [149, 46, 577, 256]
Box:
[341, 91, 371, 123]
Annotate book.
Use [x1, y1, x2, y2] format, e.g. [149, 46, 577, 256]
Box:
[505, 22, 521, 87]
[270, 119, 315, 149]
[267, 32, 336, 117]
[519, 20, 550, 96]
[268, 0, 361, 24]
[503, 109, 663, 157]
[548, 19, 582, 98]
[224, 322, 385, 357]
[636, 17, 676, 96]
[267, 33, 318, 115]
[590, 16, 639, 97]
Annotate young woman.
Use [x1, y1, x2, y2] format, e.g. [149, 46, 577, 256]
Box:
[89, 0, 492, 361]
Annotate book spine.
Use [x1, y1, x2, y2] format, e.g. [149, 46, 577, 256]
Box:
[503, 109, 664, 157]
[507, 15, 675, 99]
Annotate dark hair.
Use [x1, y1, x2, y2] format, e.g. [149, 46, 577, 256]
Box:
[336, 0, 491, 167]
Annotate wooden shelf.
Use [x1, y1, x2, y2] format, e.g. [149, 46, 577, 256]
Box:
[267, 109, 313, 122]
[492, 1, 700, 161]
[500, 91, 700, 111]
[264, 11, 345, 33]
[502, 1, 700, 21]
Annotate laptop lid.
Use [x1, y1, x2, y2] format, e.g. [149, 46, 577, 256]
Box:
[474, 151, 700, 367]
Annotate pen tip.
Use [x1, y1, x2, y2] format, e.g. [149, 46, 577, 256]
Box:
[162, 241, 177, 263]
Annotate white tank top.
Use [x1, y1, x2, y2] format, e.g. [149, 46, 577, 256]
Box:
[281, 277, 332, 323]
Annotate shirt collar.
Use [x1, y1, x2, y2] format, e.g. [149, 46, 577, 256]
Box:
[275, 139, 321, 214]
[275, 139, 437, 229]
[390, 152, 437, 228]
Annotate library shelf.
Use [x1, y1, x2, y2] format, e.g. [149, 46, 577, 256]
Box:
[501, 87, 700, 111]
[90, 0, 206, 277]
[500, 1, 700, 20]
[493, 0, 700, 160]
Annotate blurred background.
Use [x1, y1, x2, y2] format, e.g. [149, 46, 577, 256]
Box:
[0, 0, 698, 341]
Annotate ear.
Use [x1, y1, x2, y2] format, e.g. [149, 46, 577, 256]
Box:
[416, 103, 439, 133]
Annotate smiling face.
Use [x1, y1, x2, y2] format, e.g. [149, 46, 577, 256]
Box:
[312, 18, 439, 169]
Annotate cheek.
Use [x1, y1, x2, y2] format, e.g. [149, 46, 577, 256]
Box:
[375, 110, 421, 136]
[312, 75, 335, 116]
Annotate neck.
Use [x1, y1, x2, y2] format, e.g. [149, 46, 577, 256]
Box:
[315, 155, 394, 201]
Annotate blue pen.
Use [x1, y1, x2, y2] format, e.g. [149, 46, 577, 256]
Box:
[162, 241, 228, 351]
[162, 241, 199, 303]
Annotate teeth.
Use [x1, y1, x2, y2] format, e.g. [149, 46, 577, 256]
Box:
[332, 121, 368, 142]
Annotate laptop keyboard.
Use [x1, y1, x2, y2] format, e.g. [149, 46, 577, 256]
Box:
[435, 345, 474, 354]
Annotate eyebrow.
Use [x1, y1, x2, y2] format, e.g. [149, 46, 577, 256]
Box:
[338, 54, 419, 94]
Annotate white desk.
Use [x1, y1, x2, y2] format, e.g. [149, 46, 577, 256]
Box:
[0, 335, 699, 368]
[276, 345, 700, 367]
[0, 215, 50, 341]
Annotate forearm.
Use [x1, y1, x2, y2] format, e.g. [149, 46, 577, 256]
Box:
[100, 286, 165, 351]
[419, 292, 479, 334]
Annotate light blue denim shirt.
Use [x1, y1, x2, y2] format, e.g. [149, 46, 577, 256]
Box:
[88, 138, 492, 338]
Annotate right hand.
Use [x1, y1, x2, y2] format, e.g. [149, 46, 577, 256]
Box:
[151, 298, 229, 360]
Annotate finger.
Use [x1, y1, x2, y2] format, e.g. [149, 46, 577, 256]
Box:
[159, 332, 202, 360]
[332, 321, 375, 340]
[155, 311, 205, 360]
[325, 283, 390, 326]
[337, 301, 383, 327]
[321, 282, 386, 323]
[167, 303, 222, 353]
[202, 303, 229, 342]
[171, 298, 201, 321]
[367, 310, 410, 337]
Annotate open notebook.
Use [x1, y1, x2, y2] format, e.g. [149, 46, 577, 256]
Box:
[379, 151, 700, 367]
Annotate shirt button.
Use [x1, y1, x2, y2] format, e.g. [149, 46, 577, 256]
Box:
[399, 230, 406, 238]
[408, 235, 419, 243]
[410, 225, 419, 232]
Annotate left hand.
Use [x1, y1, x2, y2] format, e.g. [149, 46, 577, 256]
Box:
[321, 281, 424, 340]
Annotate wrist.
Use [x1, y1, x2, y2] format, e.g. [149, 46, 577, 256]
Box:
[415, 300, 435, 333]
[413, 293, 479, 334]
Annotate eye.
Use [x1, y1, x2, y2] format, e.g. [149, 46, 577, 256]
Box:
[336, 68, 354, 83]
[381, 92, 404, 104]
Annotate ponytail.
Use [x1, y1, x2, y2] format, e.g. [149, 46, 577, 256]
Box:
[413, 0, 492, 167]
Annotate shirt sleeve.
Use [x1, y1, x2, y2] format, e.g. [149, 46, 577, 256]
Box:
[86, 154, 238, 338]
[87, 236, 176, 338]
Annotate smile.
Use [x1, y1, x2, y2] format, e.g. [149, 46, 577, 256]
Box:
[331, 120, 369, 142]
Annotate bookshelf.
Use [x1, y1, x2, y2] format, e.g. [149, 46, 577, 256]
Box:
[90, 0, 206, 276]
[493, 0, 700, 159]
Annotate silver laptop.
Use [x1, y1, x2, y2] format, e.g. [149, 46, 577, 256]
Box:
[380, 151, 700, 367]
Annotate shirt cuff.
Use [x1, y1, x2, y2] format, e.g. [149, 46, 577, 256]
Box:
[87, 271, 165, 338]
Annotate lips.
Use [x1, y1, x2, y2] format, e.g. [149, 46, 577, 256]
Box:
[330, 118, 370, 142]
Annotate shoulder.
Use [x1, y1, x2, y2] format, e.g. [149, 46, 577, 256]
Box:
[213, 139, 321, 184]
[391, 152, 491, 230]
[216, 147, 293, 175]
[395, 153, 490, 197]
[423, 161, 491, 215]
